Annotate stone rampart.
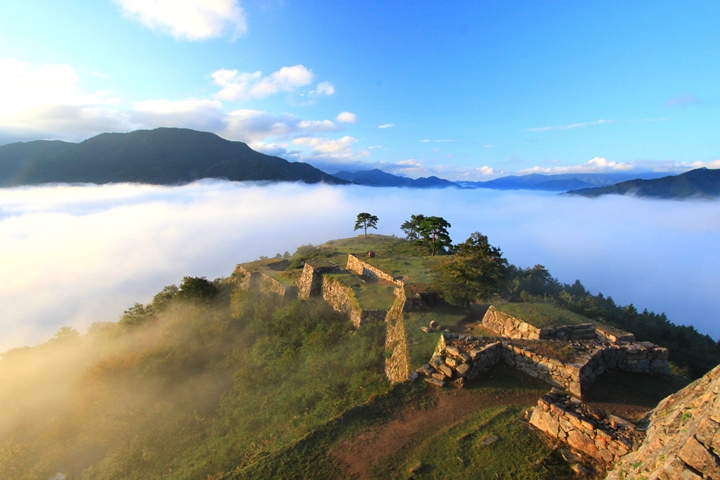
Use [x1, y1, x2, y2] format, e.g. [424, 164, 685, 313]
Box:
[297, 263, 340, 299]
[384, 295, 410, 383]
[530, 388, 642, 464]
[232, 266, 298, 297]
[481, 305, 637, 343]
[482, 306, 543, 339]
[232, 265, 253, 288]
[416, 335, 504, 388]
[602, 342, 671, 374]
[255, 272, 298, 298]
[320, 276, 357, 319]
[346, 255, 403, 286]
[502, 342, 605, 398]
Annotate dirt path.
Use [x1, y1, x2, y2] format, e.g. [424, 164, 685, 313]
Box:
[331, 386, 541, 479]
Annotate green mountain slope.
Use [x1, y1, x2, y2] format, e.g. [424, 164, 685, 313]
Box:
[0, 128, 347, 186]
[567, 168, 720, 199]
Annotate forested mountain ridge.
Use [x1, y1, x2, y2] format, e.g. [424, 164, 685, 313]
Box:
[567, 167, 720, 199]
[0, 128, 347, 186]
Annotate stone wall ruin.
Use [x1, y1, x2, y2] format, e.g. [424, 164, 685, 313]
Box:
[529, 388, 642, 464]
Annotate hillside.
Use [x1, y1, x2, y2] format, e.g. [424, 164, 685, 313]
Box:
[1, 234, 717, 479]
[567, 168, 720, 199]
[0, 128, 346, 186]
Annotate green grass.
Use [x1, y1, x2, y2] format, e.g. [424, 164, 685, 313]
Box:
[496, 302, 593, 329]
[226, 382, 429, 480]
[230, 366, 576, 480]
[404, 306, 469, 369]
[354, 280, 398, 310]
[364, 255, 444, 284]
[320, 235, 429, 258]
[373, 405, 573, 480]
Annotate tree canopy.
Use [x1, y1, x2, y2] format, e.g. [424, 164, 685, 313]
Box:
[400, 214, 426, 241]
[434, 232, 509, 306]
[416, 216, 452, 256]
[354, 212, 379, 237]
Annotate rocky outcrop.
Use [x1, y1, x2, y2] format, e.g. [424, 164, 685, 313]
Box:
[605, 364, 720, 480]
[530, 388, 642, 464]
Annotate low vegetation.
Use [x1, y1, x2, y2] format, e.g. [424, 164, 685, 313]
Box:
[1, 228, 718, 479]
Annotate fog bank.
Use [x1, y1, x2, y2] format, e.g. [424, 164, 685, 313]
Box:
[1, 181, 718, 351]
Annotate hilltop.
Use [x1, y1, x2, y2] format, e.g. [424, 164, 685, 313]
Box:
[0, 128, 346, 186]
[567, 167, 720, 199]
[1, 233, 718, 479]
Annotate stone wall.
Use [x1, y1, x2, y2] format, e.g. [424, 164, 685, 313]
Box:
[232, 265, 297, 297]
[384, 295, 410, 383]
[482, 306, 601, 341]
[297, 263, 339, 299]
[255, 272, 298, 298]
[346, 254, 403, 286]
[502, 342, 605, 398]
[414, 335, 503, 388]
[481, 305, 638, 343]
[481, 306, 544, 339]
[606, 363, 720, 480]
[602, 342, 670, 375]
[530, 388, 642, 464]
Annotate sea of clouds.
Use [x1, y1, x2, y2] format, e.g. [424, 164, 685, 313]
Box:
[1, 181, 719, 352]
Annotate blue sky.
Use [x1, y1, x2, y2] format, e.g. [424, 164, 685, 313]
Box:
[1, 1, 718, 180]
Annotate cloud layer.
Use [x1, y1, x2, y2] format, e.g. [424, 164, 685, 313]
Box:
[1, 182, 719, 352]
[114, 0, 247, 41]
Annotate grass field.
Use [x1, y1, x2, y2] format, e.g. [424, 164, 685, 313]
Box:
[404, 306, 469, 369]
[496, 302, 594, 328]
[228, 366, 579, 480]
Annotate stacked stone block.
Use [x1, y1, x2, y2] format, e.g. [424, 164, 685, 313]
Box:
[415, 334, 503, 388]
[529, 388, 642, 464]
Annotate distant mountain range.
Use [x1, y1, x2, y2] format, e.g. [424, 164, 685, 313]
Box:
[456, 172, 669, 191]
[2, 128, 715, 199]
[0, 128, 346, 186]
[567, 168, 720, 199]
[333, 169, 457, 188]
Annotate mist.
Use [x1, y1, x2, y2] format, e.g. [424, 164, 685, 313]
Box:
[2, 181, 719, 351]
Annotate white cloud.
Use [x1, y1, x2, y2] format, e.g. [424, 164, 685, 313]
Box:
[0, 58, 128, 140]
[114, 0, 247, 41]
[526, 119, 614, 132]
[249, 142, 288, 157]
[224, 109, 339, 142]
[132, 98, 226, 131]
[213, 65, 315, 101]
[2, 183, 720, 351]
[518, 157, 634, 174]
[420, 139, 454, 143]
[315, 82, 335, 96]
[292, 136, 367, 159]
[336, 112, 356, 123]
[378, 123, 394, 129]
